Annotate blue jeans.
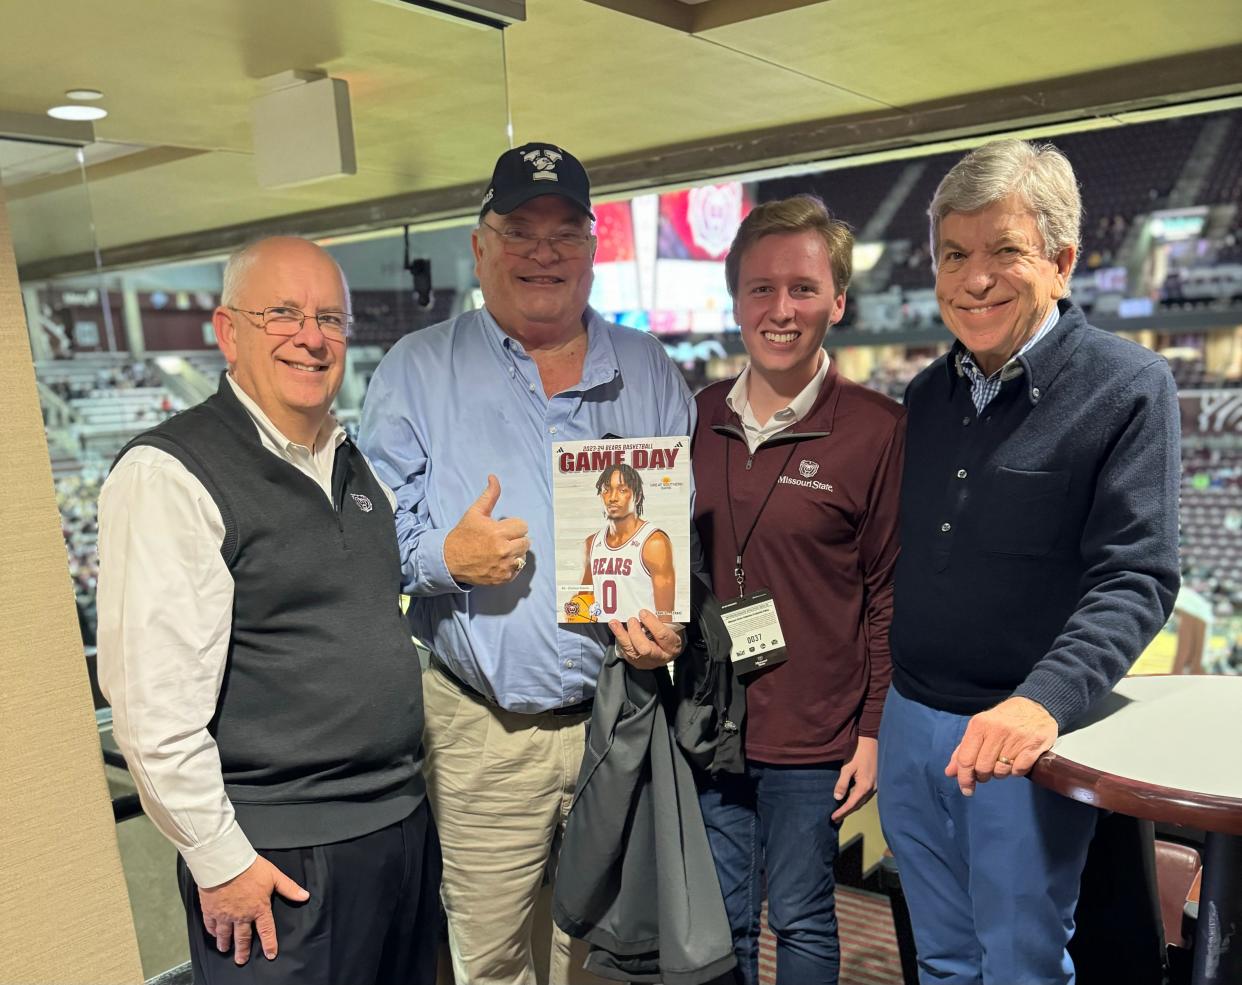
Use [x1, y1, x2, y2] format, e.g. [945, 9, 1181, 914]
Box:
[878, 685, 1098, 985]
[699, 762, 844, 985]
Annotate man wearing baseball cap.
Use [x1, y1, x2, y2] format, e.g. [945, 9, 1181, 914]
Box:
[359, 143, 694, 984]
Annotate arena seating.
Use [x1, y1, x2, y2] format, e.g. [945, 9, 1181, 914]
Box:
[1195, 113, 1242, 208]
[1056, 116, 1205, 259]
[753, 109, 1242, 333]
[55, 468, 105, 644]
[1180, 447, 1242, 638]
[183, 352, 226, 378]
[68, 388, 177, 457]
[877, 152, 961, 248]
[759, 158, 912, 234]
[351, 289, 458, 348]
[37, 355, 186, 640]
[864, 355, 936, 400]
[1168, 356, 1210, 389]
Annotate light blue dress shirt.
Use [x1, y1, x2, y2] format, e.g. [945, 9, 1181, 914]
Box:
[359, 306, 695, 713]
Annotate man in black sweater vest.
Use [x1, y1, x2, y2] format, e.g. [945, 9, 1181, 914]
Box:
[98, 238, 438, 984]
[878, 141, 1180, 984]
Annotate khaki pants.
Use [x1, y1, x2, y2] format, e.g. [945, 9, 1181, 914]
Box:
[422, 665, 604, 985]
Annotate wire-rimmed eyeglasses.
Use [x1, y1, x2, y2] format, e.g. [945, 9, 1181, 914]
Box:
[478, 219, 595, 259]
[228, 305, 353, 341]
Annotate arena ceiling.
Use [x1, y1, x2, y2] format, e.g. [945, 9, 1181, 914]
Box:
[1, 0, 1240, 276]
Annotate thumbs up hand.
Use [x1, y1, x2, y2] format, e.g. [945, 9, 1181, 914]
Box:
[444, 475, 532, 585]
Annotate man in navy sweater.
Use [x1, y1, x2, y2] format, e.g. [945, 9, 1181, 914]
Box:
[879, 140, 1180, 984]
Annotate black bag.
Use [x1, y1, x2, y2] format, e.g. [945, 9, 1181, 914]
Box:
[672, 573, 747, 777]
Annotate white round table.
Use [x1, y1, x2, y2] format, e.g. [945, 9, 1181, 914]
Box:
[1030, 675, 1242, 985]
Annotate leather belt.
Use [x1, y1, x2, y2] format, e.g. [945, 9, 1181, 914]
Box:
[430, 654, 593, 717]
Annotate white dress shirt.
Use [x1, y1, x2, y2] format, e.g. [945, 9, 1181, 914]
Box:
[725, 350, 831, 453]
[96, 375, 394, 888]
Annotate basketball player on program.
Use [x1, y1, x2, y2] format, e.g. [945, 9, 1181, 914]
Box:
[580, 463, 675, 622]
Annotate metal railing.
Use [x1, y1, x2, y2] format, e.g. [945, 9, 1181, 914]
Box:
[36, 379, 77, 427]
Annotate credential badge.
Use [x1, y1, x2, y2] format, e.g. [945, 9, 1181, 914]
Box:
[350, 493, 374, 513]
[798, 460, 819, 479]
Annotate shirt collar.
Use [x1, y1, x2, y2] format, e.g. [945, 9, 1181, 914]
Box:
[225, 373, 344, 454]
[726, 350, 830, 426]
[950, 301, 1067, 405]
[480, 304, 619, 393]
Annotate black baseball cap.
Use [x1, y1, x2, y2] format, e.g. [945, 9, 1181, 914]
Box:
[479, 142, 594, 221]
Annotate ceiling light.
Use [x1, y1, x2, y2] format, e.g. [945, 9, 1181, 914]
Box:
[65, 88, 104, 101]
[47, 105, 107, 121]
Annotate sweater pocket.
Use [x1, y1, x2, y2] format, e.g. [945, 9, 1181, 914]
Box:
[978, 467, 1069, 557]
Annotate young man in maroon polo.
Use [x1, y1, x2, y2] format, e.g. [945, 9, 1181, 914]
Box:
[691, 195, 905, 985]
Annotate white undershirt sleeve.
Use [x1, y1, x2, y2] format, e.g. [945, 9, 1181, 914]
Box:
[96, 446, 257, 888]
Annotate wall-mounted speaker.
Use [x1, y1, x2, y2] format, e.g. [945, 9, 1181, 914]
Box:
[252, 70, 356, 189]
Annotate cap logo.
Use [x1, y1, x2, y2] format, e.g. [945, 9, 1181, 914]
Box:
[350, 493, 373, 513]
[481, 187, 494, 209]
[523, 148, 562, 182]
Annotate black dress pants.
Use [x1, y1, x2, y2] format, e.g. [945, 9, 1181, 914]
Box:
[179, 801, 441, 985]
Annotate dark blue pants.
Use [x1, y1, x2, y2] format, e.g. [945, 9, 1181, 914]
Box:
[878, 686, 1097, 985]
[699, 762, 844, 985]
[179, 801, 441, 985]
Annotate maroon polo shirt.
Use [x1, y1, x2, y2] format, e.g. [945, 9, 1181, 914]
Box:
[692, 364, 905, 764]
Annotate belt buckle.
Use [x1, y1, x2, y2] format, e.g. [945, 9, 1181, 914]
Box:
[551, 699, 593, 717]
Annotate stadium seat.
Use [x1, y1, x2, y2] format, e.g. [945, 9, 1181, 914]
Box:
[1154, 840, 1202, 949]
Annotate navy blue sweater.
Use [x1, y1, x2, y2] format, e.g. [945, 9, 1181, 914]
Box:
[890, 302, 1181, 730]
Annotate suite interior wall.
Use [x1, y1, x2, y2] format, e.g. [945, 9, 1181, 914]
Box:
[0, 183, 143, 984]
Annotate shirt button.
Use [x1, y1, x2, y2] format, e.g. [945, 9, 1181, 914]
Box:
[962, 416, 971, 426]
[1032, 387, 1042, 399]
[565, 660, 574, 669]
[529, 383, 536, 392]
[940, 522, 952, 533]
[957, 469, 968, 479]
[548, 426, 557, 435]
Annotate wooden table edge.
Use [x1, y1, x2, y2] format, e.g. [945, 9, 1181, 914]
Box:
[1030, 752, 1242, 836]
